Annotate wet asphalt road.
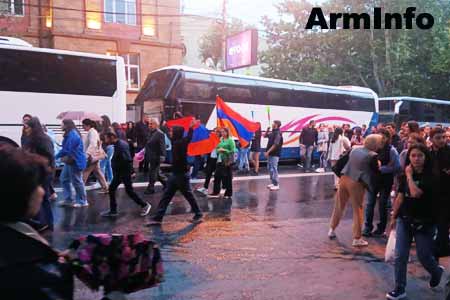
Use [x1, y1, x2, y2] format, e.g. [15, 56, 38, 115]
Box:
[45, 169, 450, 300]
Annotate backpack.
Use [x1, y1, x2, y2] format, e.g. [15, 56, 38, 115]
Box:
[332, 149, 352, 177]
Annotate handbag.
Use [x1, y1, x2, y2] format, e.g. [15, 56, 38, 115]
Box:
[331, 149, 352, 177]
[87, 141, 107, 164]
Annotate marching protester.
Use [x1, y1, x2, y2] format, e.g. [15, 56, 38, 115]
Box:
[112, 122, 127, 141]
[350, 127, 365, 148]
[144, 118, 167, 195]
[429, 127, 450, 258]
[299, 120, 318, 172]
[126, 121, 137, 158]
[101, 132, 151, 218]
[265, 120, 283, 191]
[386, 122, 403, 153]
[327, 127, 351, 189]
[56, 119, 88, 208]
[328, 134, 381, 247]
[100, 115, 115, 184]
[399, 133, 425, 170]
[363, 128, 400, 237]
[316, 123, 329, 172]
[81, 119, 109, 194]
[387, 143, 444, 300]
[196, 127, 221, 195]
[209, 127, 236, 198]
[147, 120, 203, 225]
[23, 117, 55, 231]
[249, 122, 262, 175]
[135, 115, 150, 172]
[20, 113, 32, 147]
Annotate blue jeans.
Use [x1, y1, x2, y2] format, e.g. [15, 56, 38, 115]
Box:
[34, 174, 54, 227]
[238, 148, 250, 171]
[100, 145, 114, 183]
[305, 145, 314, 170]
[60, 164, 87, 203]
[363, 183, 392, 233]
[268, 156, 279, 186]
[394, 217, 440, 292]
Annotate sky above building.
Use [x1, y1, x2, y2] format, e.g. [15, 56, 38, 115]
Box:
[182, 0, 327, 28]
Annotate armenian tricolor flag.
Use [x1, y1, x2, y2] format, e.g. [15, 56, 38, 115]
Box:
[216, 96, 260, 147]
[166, 117, 219, 156]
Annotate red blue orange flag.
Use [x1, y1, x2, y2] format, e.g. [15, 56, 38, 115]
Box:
[216, 96, 260, 147]
[166, 116, 219, 156]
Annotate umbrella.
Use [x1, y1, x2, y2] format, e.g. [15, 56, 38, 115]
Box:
[57, 111, 102, 121]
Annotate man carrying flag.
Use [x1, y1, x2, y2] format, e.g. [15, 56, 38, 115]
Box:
[146, 119, 203, 226]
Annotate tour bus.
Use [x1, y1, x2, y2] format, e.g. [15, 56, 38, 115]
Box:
[135, 66, 379, 159]
[0, 38, 127, 144]
[379, 97, 450, 128]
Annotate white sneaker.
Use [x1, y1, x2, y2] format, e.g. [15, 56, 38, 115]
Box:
[267, 184, 274, 189]
[269, 185, 280, 191]
[328, 228, 336, 239]
[196, 187, 207, 194]
[352, 238, 369, 247]
[140, 202, 152, 217]
[315, 168, 325, 173]
[220, 189, 226, 195]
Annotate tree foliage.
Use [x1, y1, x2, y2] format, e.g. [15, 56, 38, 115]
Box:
[260, 0, 450, 99]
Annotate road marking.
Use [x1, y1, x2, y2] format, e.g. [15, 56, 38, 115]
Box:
[54, 172, 334, 192]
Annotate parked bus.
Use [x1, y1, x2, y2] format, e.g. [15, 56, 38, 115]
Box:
[0, 38, 127, 144]
[379, 97, 450, 128]
[135, 66, 379, 159]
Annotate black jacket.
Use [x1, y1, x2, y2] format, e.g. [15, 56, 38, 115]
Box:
[171, 126, 193, 174]
[431, 145, 450, 199]
[299, 127, 318, 147]
[25, 134, 55, 168]
[145, 129, 166, 161]
[134, 121, 150, 148]
[111, 139, 133, 173]
[0, 223, 74, 300]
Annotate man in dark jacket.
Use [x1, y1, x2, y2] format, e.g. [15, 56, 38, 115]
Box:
[264, 120, 283, 191]
[101, 132, 151, 218]
[146, 120, 203, 225]
[430, 128, 450, 257]
[144, 118, 167, 194]
[135, 116, 150, 172]
[386, 122, 403, 153]
[299, 120, 318, 172]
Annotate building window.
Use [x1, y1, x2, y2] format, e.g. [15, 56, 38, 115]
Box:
[104, 0, 136, 25]
[0, 0, 24, 16]
[121, 53, 140, 90]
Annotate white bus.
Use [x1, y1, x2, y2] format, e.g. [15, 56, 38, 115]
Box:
[0, 38, 127, 144]
[379, 97, 450, 128]
[135, 65, 379, 160]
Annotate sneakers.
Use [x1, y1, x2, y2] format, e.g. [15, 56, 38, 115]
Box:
[72, 201, 89, 208]
[328, 228, 336, 239]
[140, 203, 152, 217]
[190, 214, 203, 224]
[267, 184, 274, 189]
[352, 238, 369, 247]
[386, 289, 406, 300]
[208, 194, 220, 198]
[101, 210, 118, 218]
[372, 229, 386, 237]
[57, 200, 73, 206]
[196, 187, 208, 195]
[220, 189, 226, 195]
[315, 168, 325, 173]
[429, 266, 445, 289]
[269, 185, 280, 191]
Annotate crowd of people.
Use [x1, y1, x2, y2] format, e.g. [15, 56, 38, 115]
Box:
[2, 112, 450, 300]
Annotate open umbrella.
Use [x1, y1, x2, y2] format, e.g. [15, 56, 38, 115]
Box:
[57, 111, 102, 121]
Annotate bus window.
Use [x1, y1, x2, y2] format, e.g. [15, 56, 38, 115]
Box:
[379, 100, 395, 112]
[0, 48, 117, 97]
[219, 85, 255, 104]
[179, 80, 214, 101]
[351, 94, 375, 112]
[256, 86, 290, 106]
[137, 69, 176, 102]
